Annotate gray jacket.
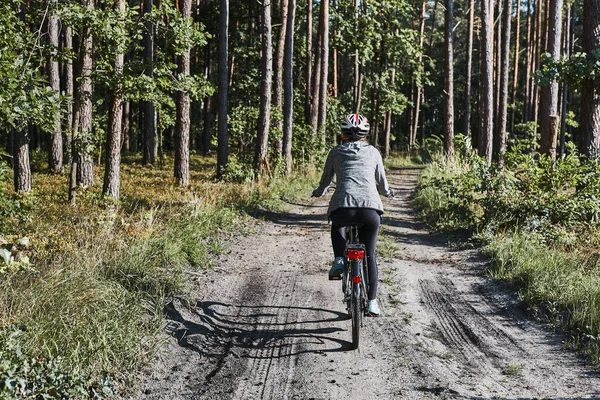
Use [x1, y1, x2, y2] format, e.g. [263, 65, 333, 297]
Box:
[312, 141, 392, 216]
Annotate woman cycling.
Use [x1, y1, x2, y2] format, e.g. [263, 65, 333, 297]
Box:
[312, 113, 393, 316]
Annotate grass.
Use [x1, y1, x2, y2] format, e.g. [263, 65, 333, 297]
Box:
[0, 152, 320, 397]
[415, 151, 600, 362]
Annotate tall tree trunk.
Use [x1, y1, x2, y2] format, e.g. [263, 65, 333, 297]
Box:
[13, 129, 31, 192]
[272, 0, 288, 159]
[412, 0, 426, 150]
[48, 5, 63, 173]
[103, 0, 126, 198]
[217, 0, 229, 177]
[523, 0, 533, 123]
[443, 0, 454, 159]
[142, 0, 156, 165]
[317, 0, 328, 142]
[175, 0, 192, 186]
[305, 0, 313, 122]
[332, 0, 338, 101]
[309, 6, 322, 131]
[479, 0, 494, 165]
[255, 0, 273, 177]
[510, 0, 521, 134]
[494, 0, 512, 164]
[532, 0, 542, 132]
[75, 0, 94, 188]
[539, 0, 563, 159]
[383, 68, 395, 158]
[203, 42, 213, 155]
[464, 0, 474, 139]
[559, 4, 574, 158]
[579, 0, 600, 157]
[64, 26, 74, 165]
[494, 0, 502, 125]
[283, 0, 296, 175]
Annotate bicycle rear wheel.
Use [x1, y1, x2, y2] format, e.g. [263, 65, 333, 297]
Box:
[351, 260, 362, 349]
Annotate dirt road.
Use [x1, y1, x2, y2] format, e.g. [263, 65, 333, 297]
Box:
[133, 167, 600, 399]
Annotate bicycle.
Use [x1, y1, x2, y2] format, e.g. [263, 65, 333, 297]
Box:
[332, 224, 370, 350]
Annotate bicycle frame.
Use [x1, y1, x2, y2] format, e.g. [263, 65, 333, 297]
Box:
[342, 225, 369, 349]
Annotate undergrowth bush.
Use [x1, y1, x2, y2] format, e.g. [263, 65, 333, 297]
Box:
[416, 137, 600, 360]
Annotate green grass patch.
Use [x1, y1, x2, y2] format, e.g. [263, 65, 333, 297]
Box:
[0, 153, 319, 397]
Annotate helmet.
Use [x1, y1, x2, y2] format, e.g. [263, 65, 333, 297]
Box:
[341, 113, 370, 140]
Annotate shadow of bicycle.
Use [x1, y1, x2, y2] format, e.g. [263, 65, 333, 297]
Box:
[164, 300, 356, 359]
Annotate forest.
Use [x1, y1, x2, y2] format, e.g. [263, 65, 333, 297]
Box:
[0, 0, 599, 397]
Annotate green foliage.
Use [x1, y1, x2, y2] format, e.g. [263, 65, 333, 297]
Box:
[0, 163, 35, 233]
[536, 50, 600, 88]
[0, 1, 60, 132]
[0, 327, 113, 399]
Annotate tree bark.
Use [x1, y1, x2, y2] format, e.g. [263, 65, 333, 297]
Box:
[305, 0, 313, 122]
[479, 0, 494, 165]
[255, 0, 273, 177]
[309, 5, 322, 131]
[283, 0, 296, 175]
[203, 42, 213, 155]
[494, 0, 512, 164]
[579, 0, 600, 158]
[272, 0, 289, 158]
[175, 0, 192, 186]
[463, 0, 474, 139]
[103, 0, 126, 198]
[317, 0, 328, 142]
[411, 0, 426, 150]
[383, 68, 395, 158]
[64, 26, 74, 165]
[142, 0, 156, 165]
[48, 6, 63, 173]
[523, 0, 532, 123]
[13, 129, 31, 192]
[217, 0, 229, 177]
[539, 0, 563, 159]
[510, 0, 521, 134]
[75, 0, 94, 188]
[443, 0, 454, 159]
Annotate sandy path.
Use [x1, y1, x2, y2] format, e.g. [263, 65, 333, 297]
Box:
[132, 167, 600, 399]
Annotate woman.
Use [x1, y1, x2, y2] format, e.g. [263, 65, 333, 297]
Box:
[312, 113, 393, 316]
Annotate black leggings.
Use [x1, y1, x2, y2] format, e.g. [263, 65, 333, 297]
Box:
[330, 208, 381, 301]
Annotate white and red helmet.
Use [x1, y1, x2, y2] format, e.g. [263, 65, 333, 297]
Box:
[341, 113, 370, 140]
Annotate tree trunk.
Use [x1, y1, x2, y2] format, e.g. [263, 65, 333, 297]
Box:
[560, 4, 574, 158]
[75, 0, 94, 188]
[463, 0, 474, 138]
[272, 0, 289, 159]
[305, 0, 313, 122]
[64, 26, 74, 165]
[353, 0, 360, 112]
[317, 0, 328, 142]
[217, 0, 229, 177]
[479, 0, 494, 166]
[510, 0, 521, 134]
[443, 0, 455, 159]
[142, 0, 156, 165]
[255, 0, 273, 177]
[282, 0, 296, 175]
[539, 0, 563, 159]
[494, 0, 512, 164]
[122, 101, 130, 153]
[48, 7, 63, 173]
[383, 68, 395, 158]
[579, 0, 600, 157]
[13, 129, 31, 193]
[493, 0, 501, 125]
[309, 6, 322, 131]
[411, 0, 426, 150]
[203, 42, 213, 155]
[175, 0, 192, 186]
[523, 0, 532, 123]
[103, 0, 126, 198]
